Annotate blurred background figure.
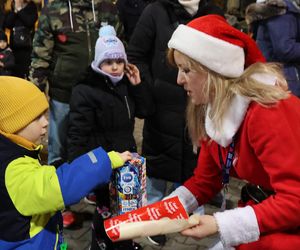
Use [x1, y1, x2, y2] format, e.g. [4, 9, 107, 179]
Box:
[0, 29, 15, 76]
[3, 0, 37, 78]
[116, 0, 152, 43]
[225, 0, 256, 32]
[246, 0, 300, 97]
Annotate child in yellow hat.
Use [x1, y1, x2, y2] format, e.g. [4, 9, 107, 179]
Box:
[0, 76, 132, 249]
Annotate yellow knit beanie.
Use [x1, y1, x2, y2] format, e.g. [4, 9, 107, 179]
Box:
[0, 76, 49, 134]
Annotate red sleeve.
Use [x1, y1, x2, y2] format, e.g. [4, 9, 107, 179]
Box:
[183, 140, 223, 205]
[248, 97, 300, 233]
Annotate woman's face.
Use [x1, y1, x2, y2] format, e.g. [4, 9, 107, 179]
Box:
[174, 50, 208, 105]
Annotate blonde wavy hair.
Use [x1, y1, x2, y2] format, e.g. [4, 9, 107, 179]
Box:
[167, 48, 290, 146]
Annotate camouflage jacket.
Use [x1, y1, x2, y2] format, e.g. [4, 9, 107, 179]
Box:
[29, 0, 123, 103]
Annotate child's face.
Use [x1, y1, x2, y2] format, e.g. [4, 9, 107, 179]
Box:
[100, 59, 125, 77]
[16, 114, 48, 144]
[0, 40, 7, 50]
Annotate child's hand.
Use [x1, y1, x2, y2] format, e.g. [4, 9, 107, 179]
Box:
[125, 63, 141, 85]
[108, 151, 132, 169]
[119, 151, 132, 162]
[0, 61, 4, 67]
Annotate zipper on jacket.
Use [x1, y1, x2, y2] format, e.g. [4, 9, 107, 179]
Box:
[68, 0, 74, 31]
[124, 96, 131, 119]
[295, 67, 300, 81]
[54, 224, 59, 249]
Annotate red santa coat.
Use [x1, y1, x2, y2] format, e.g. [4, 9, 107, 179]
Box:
[184, 95, 300, 249]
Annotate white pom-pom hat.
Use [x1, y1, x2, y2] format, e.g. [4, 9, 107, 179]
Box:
[92, 25, 127, 68]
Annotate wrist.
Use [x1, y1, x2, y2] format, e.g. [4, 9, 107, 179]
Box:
[132, 80, 141, 86]
[108, 151, 124, 169]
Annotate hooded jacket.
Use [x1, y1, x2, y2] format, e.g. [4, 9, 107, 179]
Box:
[67, 66, 154, 161]
[29, 0, 123, 103]
[246, 0, 300, 96]
[127, 0, 224, 183]
[0, 133, 112, 249]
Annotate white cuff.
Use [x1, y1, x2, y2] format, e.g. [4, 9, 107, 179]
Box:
[209, 240, 234, 250]
[214, 206, 260, 247]
[166, 186, 199, 214]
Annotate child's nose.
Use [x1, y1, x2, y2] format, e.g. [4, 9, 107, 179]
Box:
[112, 63, 118, 69]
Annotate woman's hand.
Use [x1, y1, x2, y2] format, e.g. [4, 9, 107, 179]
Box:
[181, 215, 218, 239]
[125, 63, 141, 85]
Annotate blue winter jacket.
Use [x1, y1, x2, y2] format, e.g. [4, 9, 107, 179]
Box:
[254, 0, 300, 96]
[0, 134, 112, 249]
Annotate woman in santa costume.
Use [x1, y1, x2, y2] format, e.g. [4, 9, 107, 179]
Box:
[166, 14, 300, 249]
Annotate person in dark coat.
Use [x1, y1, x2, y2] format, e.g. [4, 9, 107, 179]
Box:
[127, 0, 223, 212]
[116, 0, 152, 42]
[67, 26, 154, 250]
[4, 0, 37, 78]
[246, 0, 300, 97]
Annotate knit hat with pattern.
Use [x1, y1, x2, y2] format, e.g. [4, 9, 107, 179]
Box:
[92, 25, 127, 68]
[0, 76, 49, 133]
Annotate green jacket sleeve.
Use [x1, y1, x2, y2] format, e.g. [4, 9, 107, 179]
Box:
[5, 156, 65, 216]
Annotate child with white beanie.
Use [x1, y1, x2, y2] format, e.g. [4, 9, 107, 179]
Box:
[67, 25, 154, 250]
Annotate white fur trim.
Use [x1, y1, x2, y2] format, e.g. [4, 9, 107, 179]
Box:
[251, 73, 277, 85]
[168, 25, 245, 78]
[166, 186, 199, 214]
[205, 73, 277, 147]
[209, 240, 234, 250]
[214, 206, 260, 247]
[178, 0, 200, 16]
[205, 95, 250, 147]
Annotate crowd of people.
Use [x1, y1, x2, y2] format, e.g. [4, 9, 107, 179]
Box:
[0, 0, 300, 250]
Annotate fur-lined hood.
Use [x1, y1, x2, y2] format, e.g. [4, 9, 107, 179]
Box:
[245, 0, 300, 25]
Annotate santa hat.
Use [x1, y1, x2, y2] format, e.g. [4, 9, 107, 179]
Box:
[92, 25, 127, 68]
[168, 15, 265, 78]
